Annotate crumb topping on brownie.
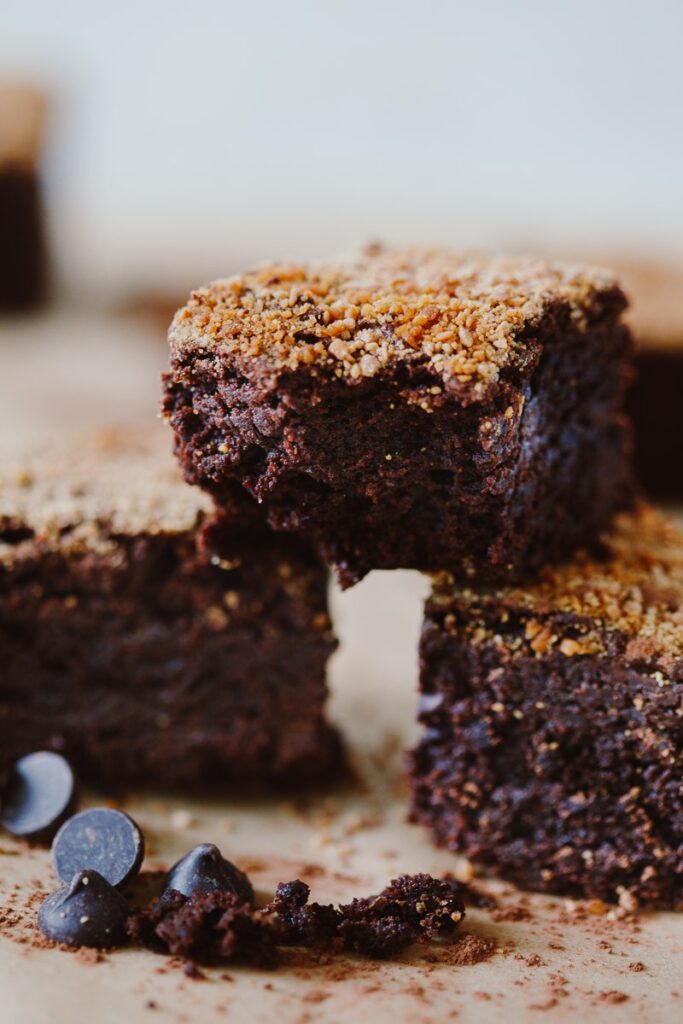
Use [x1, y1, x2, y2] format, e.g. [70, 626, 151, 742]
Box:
[169, 246, 623, 391]
[432, 506, 683, 662]
[0, 428, 212, 560]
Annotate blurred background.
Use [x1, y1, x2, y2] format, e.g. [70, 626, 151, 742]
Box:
[2, 0, 683, 299]
[1, 0, 682, 492]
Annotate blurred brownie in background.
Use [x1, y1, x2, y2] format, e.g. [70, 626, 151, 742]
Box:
[0, 428, 340, 789]
[0, 83, 48, 311]
[620, 262, 683, 500]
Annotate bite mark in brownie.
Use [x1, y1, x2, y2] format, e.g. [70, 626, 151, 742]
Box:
[163, 246, 633, 587]
[0, 428, 340, 788]
[409, 506, 683, 906]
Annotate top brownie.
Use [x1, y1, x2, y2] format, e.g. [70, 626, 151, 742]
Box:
[164, 245, 633, 586]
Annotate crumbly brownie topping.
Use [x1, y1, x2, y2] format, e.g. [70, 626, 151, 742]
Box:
[0, 427, 212, 562]
[432, 505, 683, 662]
[169, 246, 622, 390]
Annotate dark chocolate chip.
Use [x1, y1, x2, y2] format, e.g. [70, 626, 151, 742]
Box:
[164, 843, 253, 904]
[52, 807, 145, 888]
[0, 752, 76, 843]
[38, 869, 129, 948]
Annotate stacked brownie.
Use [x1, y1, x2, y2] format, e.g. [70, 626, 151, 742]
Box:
[164, 245, 681, 907]
[0, 429, 340, 787]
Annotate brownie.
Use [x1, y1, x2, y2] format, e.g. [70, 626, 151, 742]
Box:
[163, 246, 633, 588]
[619, 261, 683, 499]
[409, 505, 682, 907]
[0, 428, 340, 788]
[0, 85, 47, 311]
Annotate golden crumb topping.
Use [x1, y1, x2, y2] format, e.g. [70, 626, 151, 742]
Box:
[0, 426, 212, 561]
[434, 506, 683, 663]
[169, 246, 622, 392]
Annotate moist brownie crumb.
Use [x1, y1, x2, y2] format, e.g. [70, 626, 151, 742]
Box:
[127, 889, 278, 967]
[333, 875, 466, 959]
[164, 245, 633, 587]
[128, 873, 467, 969]
[0, 427, 340, 788]
[266, 880, 339, 947]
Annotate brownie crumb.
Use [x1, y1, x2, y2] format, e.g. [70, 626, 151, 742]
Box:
[127, 872, 467, 969]
[128, 889, 278, 968]
[337, 874, 466, 958]
[265, 879, 339, 947]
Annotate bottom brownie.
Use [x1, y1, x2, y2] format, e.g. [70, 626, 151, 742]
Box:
[0, 429, 340, 788]
[409, 507, 682, 906]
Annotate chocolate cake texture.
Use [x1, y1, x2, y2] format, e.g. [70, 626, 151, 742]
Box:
[0, 429, 340, 787]
[410, 505, 683, 907]
[163, 245, 633, 587]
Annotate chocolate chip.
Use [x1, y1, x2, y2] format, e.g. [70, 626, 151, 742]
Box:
[0, 752, 76, 843]
[38, 869, 129, 948]
[52, 807, 145, 888]
[164, 843, 253, 904]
